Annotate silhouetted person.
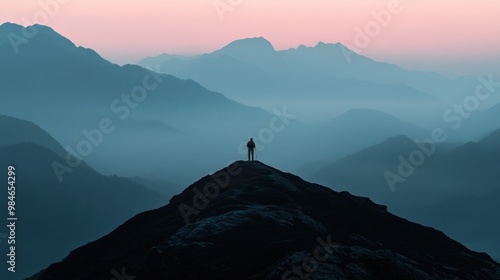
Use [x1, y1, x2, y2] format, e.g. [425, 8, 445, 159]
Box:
[247, 138, 256, 161]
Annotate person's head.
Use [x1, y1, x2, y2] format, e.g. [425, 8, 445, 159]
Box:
[250, 138, 253, 141]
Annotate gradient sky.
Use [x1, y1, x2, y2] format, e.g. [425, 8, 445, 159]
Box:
[1, 0, 499, 76]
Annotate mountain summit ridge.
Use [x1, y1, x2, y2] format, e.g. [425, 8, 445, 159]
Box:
[30, 161, 500, 280]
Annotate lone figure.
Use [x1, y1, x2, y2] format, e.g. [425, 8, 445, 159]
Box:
[247, 138, 256, 161]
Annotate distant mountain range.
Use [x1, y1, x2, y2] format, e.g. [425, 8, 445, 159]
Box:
[29, 161, 500, 279]
[311, 132, 500, 204]
[0, 22, 277, 183]
[137, 37, 488, 125]
[138, 37, 451, 122]
[139, 37, 460, 98]
[309, 131, 500, 260]
[0, 23, 271, 129]
[2, 23, 497, 178]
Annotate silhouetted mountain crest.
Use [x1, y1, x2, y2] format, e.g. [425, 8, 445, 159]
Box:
[218, 36, 276, 54]
[0, 114, 66, 157]
[0, 23, 109, 66]
[211, 37, 279, 71]
[480, 128, 500, 149]
[29, 161, 500, 279]
[0, 22, 24, 39]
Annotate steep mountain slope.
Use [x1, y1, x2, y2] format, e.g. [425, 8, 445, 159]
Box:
[0, 113, 66, 156]
[30, 161, 499, 280]
[479, 125, 500, 149]
[0, 143, 167, 279]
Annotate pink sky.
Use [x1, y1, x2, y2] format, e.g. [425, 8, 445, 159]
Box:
[1, 0, 499, 76]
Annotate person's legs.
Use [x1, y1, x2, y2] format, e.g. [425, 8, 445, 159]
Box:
[248, 149, 251, 161]
[251, 149, 254, 161]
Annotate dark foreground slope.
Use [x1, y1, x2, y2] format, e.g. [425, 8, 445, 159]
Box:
[30, 161, 500, 280]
